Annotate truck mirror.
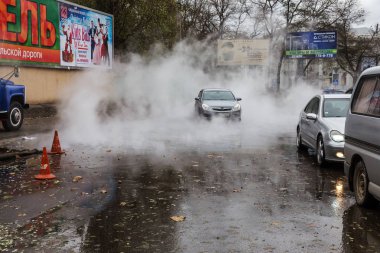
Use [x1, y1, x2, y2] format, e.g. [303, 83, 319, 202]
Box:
[14, 65, 19, 78]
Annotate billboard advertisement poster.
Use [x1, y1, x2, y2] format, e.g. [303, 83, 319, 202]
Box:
[58, 1, 113, 68]
[285, 31, 337, 59]
[0, 0, 60, 66]
[217, 39, 270, 66]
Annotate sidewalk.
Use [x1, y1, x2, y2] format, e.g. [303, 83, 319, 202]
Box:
[25, 104, 58, 119]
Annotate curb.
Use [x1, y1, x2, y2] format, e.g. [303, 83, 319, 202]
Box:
[25, 104, 57, 119]
[0, 149, 42, 161]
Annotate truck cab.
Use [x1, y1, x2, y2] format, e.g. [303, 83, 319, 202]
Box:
[0, 67, 29, 131]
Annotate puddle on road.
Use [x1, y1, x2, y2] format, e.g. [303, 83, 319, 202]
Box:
[80, 162, 184, 252]
[1, 141, 380, 252]
[342, 205, 380, 252]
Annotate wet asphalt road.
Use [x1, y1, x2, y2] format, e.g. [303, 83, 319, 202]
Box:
[1, 117, 380, 253]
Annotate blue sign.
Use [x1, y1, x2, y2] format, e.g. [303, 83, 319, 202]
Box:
[285, 31, 337, 59]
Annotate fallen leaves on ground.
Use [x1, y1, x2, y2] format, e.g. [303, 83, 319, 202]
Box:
[72, 176, 83, 182]
[170, 216, 186, 222]
[271, 221, 282, 227]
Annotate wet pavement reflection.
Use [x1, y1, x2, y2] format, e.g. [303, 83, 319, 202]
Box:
[1, 136, 380, 252]
[77, 141, 364, 252]
[343, 205, 380, 253]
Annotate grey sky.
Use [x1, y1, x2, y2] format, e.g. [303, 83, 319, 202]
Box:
[360, 0, 379, 27]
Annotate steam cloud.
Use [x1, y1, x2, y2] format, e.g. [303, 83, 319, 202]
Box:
[58, 40, 319, 154]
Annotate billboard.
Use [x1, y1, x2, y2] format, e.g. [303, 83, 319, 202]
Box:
[217, 39, 270, 66]
[0, 0, 60, 66]
[59, 1, 113, 68]
[285, 31, 337, 59]
[0, 0, 113, 69]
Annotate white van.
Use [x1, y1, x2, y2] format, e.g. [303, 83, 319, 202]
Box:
[345, 66, 380, 207]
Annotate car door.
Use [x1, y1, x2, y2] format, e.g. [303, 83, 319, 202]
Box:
[300, 97, 318, 147]
[195, 90, 203, 113]
[349, 75, 380, 188]
[0, 80, 6, 112]
[307, 97, 321, 148]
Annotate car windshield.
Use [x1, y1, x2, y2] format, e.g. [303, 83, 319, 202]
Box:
[323, 98, 350, 117]
[203, 90, 235, 100]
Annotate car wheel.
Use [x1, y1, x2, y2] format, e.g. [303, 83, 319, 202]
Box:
[296, 129, 306, 150]
[2, 102, 24, 131]
[353, 160, 377, 207]
[316, 136, 326, 166]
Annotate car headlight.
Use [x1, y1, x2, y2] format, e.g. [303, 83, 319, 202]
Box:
[330, 130, 344, 142]
[233, 103, 241, 111]
[202, 104, 211, 111]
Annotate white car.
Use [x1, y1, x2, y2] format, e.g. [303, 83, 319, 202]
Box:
[297, 93, 351, 166]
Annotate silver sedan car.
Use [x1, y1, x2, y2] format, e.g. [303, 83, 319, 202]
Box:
[194, 89, 242, 120]
[296, 94, 351, 166]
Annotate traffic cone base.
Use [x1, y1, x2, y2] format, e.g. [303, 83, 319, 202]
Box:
[35, 147, 56, 180]
[49, 130, 65, 155]
[48, 150, 65, 155]
[35, 173, 56, 180]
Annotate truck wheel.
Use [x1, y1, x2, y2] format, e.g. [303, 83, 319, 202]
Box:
[2, 102, 24, 131]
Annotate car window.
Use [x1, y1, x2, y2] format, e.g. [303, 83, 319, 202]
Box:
[311, 98, 320, 114]
[203, 90, 235, 100]
[367, 88, 380, 115]
[323, 98, 350, 117]
[352, 76, 380, 116]
[305, 98, 317, 113]
[305, 97, 319, 114]
[198, 90, 202, 98]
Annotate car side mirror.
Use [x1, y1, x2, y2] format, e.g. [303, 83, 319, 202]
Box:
[195, 97, 200, 101]
[14, 65, 19, 78]
[236, 98, 242, 101]
[306, 113, 317, 120]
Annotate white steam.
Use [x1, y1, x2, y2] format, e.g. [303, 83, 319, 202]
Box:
[58, 41, 319, 154]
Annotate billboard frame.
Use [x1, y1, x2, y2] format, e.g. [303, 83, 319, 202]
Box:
[285, 31, 337, 59]
[0, 0, 114, 70]
[217, 39, 270, 66]
[57, 0, 114, 69]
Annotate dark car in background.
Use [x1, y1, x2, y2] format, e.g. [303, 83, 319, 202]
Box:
[195, 89, 242, 121]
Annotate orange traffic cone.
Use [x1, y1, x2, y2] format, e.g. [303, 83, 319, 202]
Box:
[34, 147, 56, 180]
[48, 130, 65, 155]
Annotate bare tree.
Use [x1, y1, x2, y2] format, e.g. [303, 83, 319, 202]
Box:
[249, 0, 357, 91]
[177, 0, 250, 40]
[332, 0, 378, 83]
[177, 0, 215, 40]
